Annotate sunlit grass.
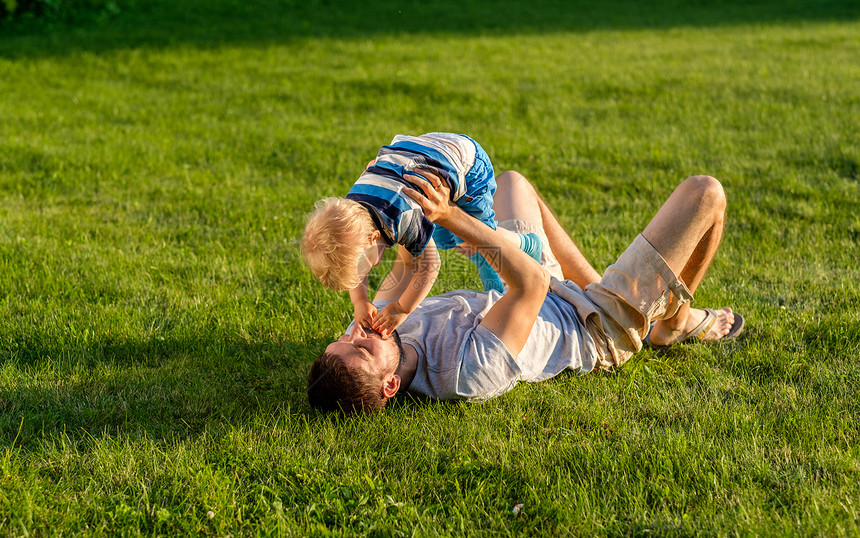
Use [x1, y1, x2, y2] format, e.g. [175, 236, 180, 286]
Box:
[1, 0, 859, 535]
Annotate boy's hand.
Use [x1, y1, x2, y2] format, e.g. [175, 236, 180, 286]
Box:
[402, 169, 453, 224]
[353, 301, 377, 329]
[372, 302, 409, 338]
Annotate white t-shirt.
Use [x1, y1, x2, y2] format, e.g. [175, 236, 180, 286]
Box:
[381, 280, 601, 402]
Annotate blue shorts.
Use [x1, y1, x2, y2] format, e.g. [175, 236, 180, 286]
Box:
[432, 136, 497, 250]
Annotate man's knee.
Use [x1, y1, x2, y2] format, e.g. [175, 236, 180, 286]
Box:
[496, 170, 532, 191]
[682, 175, 726, 215]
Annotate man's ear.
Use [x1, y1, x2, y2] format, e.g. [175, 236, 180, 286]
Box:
[381, 374, 400, 399]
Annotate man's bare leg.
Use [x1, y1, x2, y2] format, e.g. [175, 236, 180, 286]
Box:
[493, 171, 734, 343]
[495, 171, 601, 289]
[493, 171, 543, 225]
[536, 194, 602, 288]
[641, 175, 736, 345]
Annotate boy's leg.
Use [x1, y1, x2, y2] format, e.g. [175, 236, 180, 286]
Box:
[640, 175, 736, 345]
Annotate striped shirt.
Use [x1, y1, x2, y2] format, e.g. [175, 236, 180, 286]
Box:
[346, 133, 481, 257]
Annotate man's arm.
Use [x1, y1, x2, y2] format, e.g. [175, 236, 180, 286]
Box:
[402, 172, 549, 356]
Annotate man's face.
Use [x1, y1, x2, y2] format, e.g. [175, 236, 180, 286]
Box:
[324, 324, 400, 378]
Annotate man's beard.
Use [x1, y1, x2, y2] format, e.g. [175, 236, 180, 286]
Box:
[391, 330, 406, 367]
[366, 328, 406, 373]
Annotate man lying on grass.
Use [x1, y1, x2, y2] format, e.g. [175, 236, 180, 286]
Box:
[307, 170, 744, 414]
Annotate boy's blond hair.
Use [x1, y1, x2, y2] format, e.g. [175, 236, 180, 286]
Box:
[301, 197, 377, 291]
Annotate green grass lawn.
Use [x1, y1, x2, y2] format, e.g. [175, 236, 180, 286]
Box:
[1, 0, 859, 535]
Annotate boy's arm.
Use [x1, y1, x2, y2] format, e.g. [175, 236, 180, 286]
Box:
[348, 277, 377, 328]
[392, 241, 440, 313]
[373, 241, 441, 336]
[403, 172, 549, 356]
[373, 245, 412, 304]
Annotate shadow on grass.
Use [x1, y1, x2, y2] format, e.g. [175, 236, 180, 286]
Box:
[0, 327, 486, 448]
[2, 0, 859, 59]
[0, 334, 329, 447]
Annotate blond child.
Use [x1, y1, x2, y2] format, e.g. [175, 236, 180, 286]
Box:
[302, 132, 542, 336]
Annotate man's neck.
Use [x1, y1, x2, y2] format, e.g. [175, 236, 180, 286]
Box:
[394, 343, 418, 390]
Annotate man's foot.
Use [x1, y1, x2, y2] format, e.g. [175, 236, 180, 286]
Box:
[645, 307, 744, 349]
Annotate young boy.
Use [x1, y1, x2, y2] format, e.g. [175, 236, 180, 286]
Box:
[301, 132, 542, 336]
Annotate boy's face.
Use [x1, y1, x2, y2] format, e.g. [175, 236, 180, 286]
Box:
[356, 237, 385, 279]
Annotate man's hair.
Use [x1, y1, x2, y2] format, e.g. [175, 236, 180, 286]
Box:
[307, 332, 405, 415]
[301, 198, 376, 291]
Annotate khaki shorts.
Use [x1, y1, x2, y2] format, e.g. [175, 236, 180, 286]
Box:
[584, 234, 693, 367]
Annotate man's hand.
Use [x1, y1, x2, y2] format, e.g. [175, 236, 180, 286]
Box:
[402, 169, 454, 225]
[353, 300, 377, 329]
[372, 301, 409, 338]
